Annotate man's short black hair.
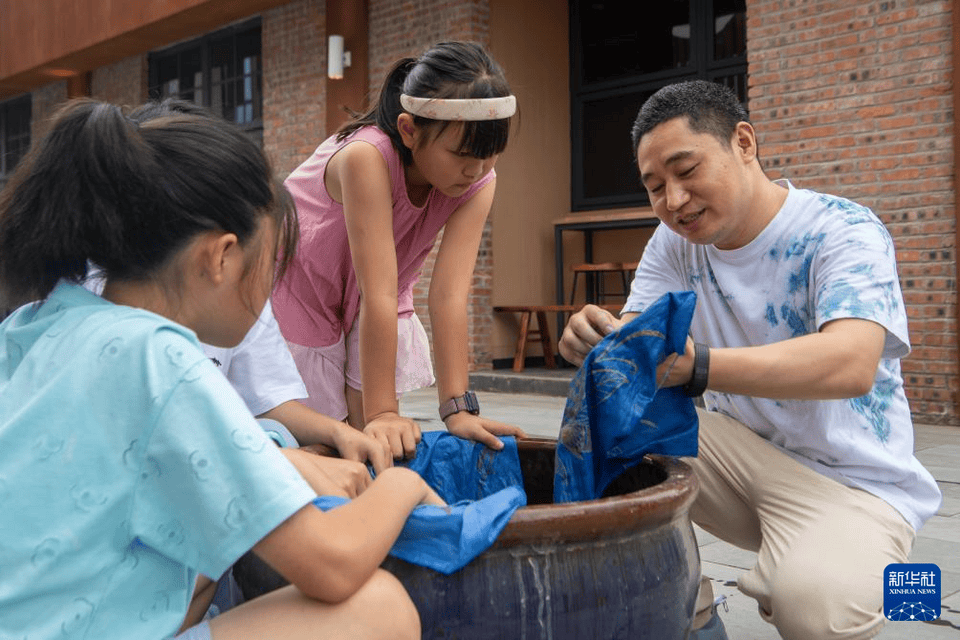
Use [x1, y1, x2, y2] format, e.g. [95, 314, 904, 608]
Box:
[631, 80, 749, 154]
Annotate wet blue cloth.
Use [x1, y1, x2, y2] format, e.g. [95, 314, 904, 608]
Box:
[313, 431, 525, 575]
[554, 291, 700, 502]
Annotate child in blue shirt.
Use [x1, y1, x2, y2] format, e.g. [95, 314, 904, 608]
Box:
[0, 98, 440, 640]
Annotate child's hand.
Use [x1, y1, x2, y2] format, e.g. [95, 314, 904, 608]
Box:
[443, 412, 526, 451]
[363, 411, 422, 459]
[281, 448, 372, 498]
[330, 423, 393, 473]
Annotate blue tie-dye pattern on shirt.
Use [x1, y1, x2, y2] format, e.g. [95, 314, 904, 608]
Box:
[822, 194, 895, 254]
[765, 304, 778, 327]
[779, 303, 811, 337]
[849, 366, 900, 443]
[689, 267, 704, 287]
[819, 271, 899, 324]
[758, 232, 823, 336]
[788, 253, 816, 295]
[830, 258, 901, 320]
[819, 193, 870, 216]
[819, 281, 870, 319]
[849, 262, 875, 276]
[784, 232, 826, 259]
[782, 233, 824, 295]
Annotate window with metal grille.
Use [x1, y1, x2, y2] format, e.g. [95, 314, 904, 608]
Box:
[148, 18, 263, 145]
[0, 95, 32, 191]
[570, 0, 747, 211]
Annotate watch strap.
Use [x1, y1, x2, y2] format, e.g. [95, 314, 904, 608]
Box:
[682, 342, 710, 397]
[439, 391, 480, 421]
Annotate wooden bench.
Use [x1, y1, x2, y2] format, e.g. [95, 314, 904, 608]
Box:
[494, 304, 622, 372]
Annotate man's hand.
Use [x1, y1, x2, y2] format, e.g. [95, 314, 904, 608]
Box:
[558, 304, 626, 366]
[655, 336, 696, 389]
[363, 411, 421, 460]
[443, 411, 526, 451]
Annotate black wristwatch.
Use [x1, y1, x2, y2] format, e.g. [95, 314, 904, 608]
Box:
[439, 391, 480, 421]
[682, 342, 710, 397]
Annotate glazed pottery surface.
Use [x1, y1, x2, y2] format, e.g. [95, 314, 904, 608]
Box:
[234, 437, 701, 639]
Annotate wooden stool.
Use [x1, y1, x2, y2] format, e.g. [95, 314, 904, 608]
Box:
[569, 261, 639, 305]
[494, 304, 621, 372]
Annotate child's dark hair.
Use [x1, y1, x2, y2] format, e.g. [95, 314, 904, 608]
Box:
[631, 80, 749, 154]
[338, 41, 513, 164]
[0, 98, 298, 308]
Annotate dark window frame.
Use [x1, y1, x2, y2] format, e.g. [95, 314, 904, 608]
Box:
[147, 18, 263, 145]
[570, 0, 747, 211]
[0, 94, 32, 190]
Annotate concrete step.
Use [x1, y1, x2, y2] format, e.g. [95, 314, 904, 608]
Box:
[469, 367, 576, 398]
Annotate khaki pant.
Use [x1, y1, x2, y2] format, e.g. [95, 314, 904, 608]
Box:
[686, 410, 915, 640]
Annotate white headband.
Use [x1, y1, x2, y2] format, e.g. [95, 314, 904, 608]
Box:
[400, 94, 517, 121]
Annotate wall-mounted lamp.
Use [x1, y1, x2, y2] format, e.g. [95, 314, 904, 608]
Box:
[328, 35, 352, 80]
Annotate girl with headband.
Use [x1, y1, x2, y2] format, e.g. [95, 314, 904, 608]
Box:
[272, 41, 525, 458]
[0, 99, 443, 640]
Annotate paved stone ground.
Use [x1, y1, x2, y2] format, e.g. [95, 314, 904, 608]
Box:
[400, 378, 960, 639]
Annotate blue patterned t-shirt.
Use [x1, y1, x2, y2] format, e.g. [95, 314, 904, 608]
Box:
[624, 181, 941, 530]
[0, 283, 317, 639]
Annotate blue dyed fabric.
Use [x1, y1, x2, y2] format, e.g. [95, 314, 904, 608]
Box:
[313, 431, 525, 575]
[554, 291, 700, 502]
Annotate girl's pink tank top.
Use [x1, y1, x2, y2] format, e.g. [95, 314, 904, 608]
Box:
[272, 126, 494, 348]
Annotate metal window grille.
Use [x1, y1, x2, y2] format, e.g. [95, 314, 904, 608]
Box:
[0, 95, 32, 191]
[570, 0, 747, 211]
[148, 18, 263, 146]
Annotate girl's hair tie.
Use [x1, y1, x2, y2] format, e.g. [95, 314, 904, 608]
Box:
[399, 94, 516, 121]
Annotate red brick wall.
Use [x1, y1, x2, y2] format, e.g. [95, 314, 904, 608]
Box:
[262, 0, 327, 177]
[28, 81, 67, 136]
[368, 0, 490, 84]
[90, 56, 147, 108]
[748, 0, 956, 423]
[24, 56, 144, 122]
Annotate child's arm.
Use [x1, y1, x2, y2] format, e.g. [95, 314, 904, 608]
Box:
[280, 447, 373, 498]
[252, 466, 440, 603]
[428, 179, 526, 449]
[260, 399, 392, 473]
[332, 141, 420, 458]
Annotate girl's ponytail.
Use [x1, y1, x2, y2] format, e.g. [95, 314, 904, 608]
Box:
[0, 100, 155, 306]
[338, 57, 416, 163]
[0, 98, 297, 309]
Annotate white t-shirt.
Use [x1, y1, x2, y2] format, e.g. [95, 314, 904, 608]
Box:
[624, 181, 941, 530]
[203, 301, 308, 417]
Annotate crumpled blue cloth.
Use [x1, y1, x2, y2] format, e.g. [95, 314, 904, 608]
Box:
[554, 291, 700, 503]
[313, 430, 526, 575]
